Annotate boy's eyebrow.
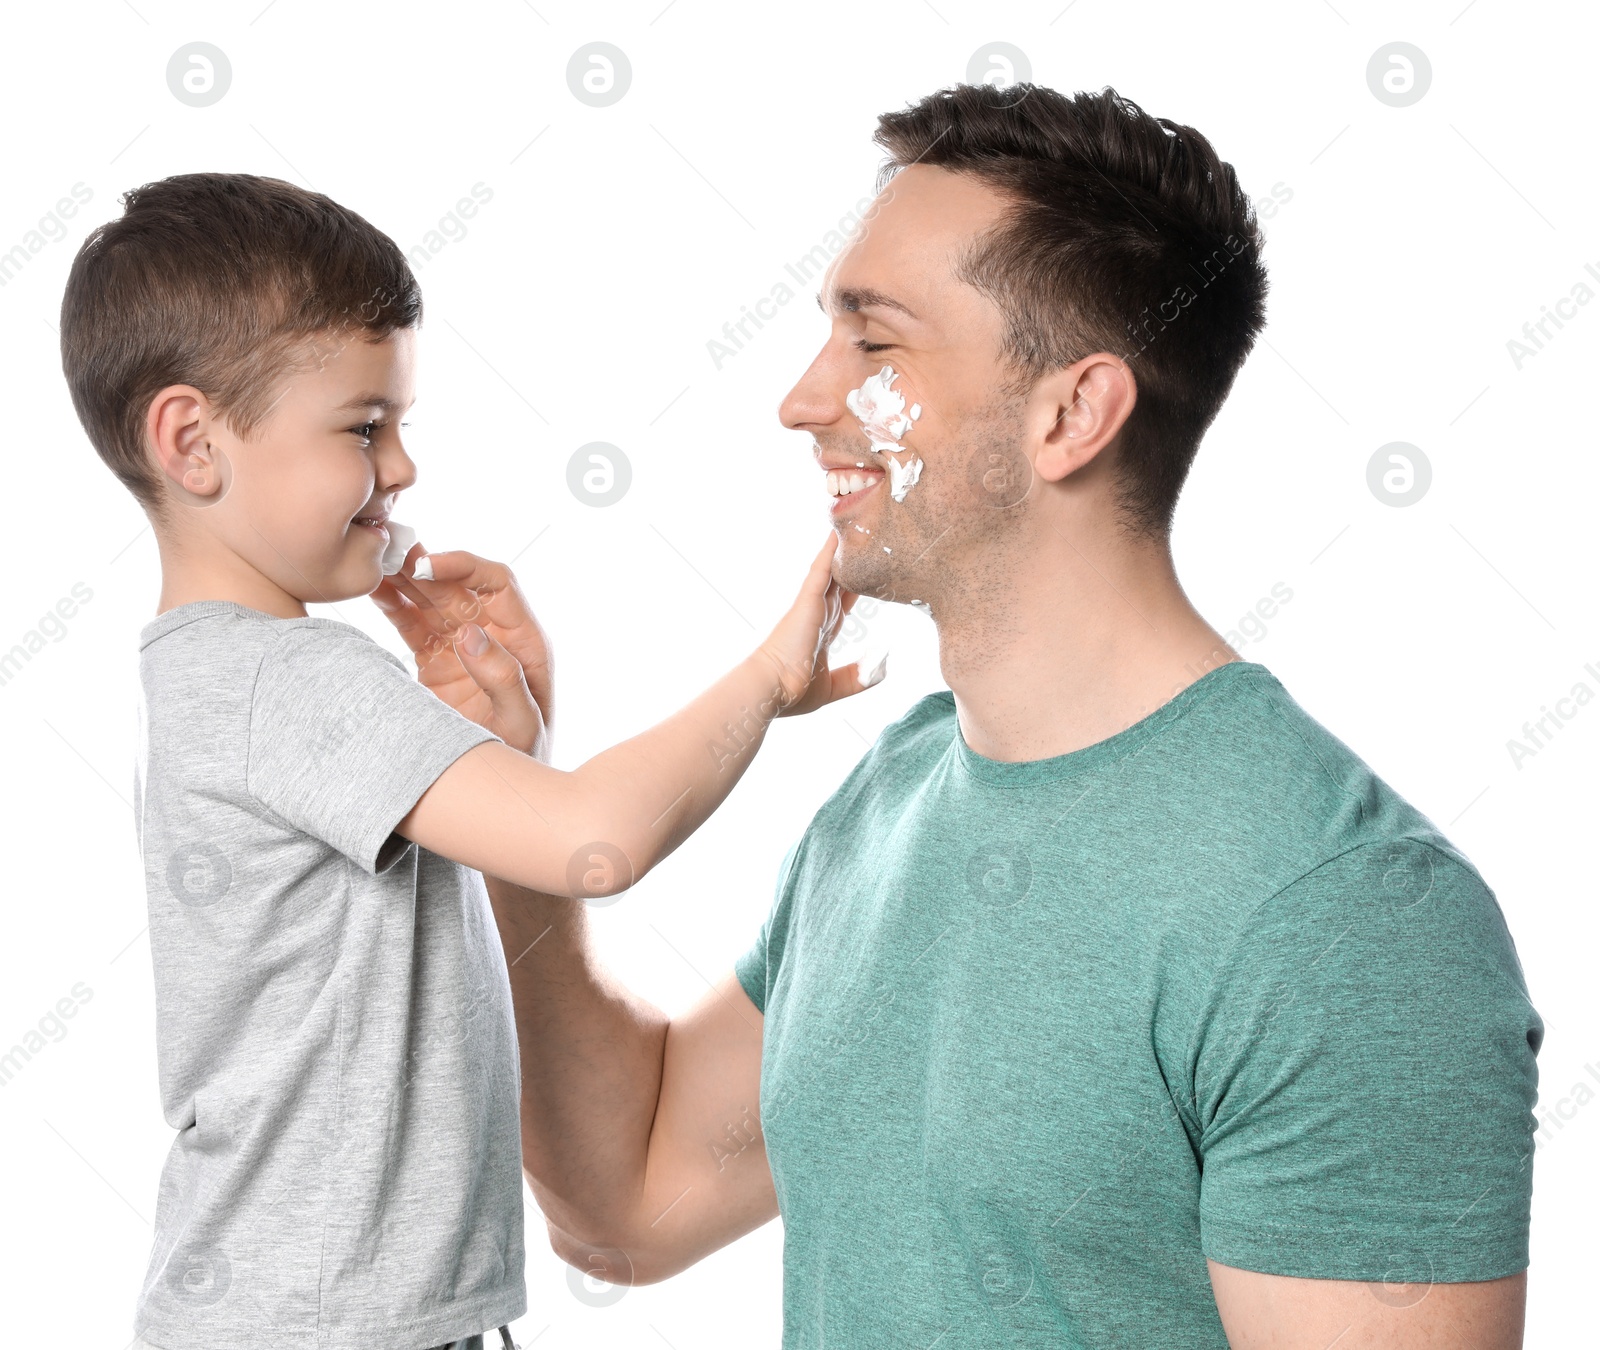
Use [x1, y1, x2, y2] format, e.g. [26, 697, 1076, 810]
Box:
[335, 394, 416, 413]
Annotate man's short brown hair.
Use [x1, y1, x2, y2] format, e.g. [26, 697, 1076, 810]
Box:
[60, 172, 421, 516]
[875, 84, 1270, 538]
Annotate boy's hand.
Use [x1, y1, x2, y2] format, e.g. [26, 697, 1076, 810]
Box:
[756, 535, 885, 717]
[370, 544, 554, 760]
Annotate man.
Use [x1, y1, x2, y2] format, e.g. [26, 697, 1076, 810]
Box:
[398, 84, 1542, 1348]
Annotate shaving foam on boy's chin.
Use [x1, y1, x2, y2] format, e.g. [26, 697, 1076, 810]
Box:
[380, 521, 418, 576]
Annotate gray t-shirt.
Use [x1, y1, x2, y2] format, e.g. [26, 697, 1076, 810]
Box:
[132, 601, 525, 1350]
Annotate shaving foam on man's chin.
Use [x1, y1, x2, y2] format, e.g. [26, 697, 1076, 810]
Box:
[379, 521, 418, 576]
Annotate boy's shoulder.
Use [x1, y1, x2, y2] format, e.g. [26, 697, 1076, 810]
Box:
[140, 600, 388, 661]
[139, 601, 405, 692]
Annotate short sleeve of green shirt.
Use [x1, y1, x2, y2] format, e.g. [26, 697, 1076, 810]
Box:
[1191, 838, 1542, 1283]
[735, 840, 799, 1014]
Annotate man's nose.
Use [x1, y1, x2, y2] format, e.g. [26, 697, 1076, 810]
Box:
[779, 343, 851, 433]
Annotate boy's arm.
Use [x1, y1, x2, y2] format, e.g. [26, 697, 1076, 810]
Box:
[394, 537, 870, 896]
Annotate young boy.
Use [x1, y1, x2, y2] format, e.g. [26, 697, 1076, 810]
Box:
[60, 172, 872, 1350]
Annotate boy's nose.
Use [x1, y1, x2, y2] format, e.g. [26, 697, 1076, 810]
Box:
[383, 440, 419, 492]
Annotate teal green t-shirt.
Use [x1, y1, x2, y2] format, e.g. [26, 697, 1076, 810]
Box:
[735, 660, 1541, 1349]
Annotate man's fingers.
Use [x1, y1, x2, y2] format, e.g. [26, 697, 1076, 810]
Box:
[452, 623, 544, 755]
[408, 549, 510, 590]
[370, 579, 447, 657]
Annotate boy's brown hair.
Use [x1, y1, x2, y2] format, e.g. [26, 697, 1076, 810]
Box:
[60, 172, 421, 516]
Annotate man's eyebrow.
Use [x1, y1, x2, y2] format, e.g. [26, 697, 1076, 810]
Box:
[334, 395, 414, 413]
[816, 287, 919, 320]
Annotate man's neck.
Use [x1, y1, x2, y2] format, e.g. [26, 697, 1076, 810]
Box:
[933, 527, 1238, 764]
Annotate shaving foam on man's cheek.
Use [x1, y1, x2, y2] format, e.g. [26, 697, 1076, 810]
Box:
[380, 520, 417, 576]
[845, 364, 925, 502]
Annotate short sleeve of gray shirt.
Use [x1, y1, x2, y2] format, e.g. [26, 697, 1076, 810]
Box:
[245, 620, 492, 871]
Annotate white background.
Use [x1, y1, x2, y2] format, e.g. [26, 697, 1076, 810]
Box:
[1, 0, 1595, 1345]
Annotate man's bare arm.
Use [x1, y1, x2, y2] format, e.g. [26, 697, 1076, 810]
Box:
[1208, 1261, 1525, 1349]
[487, 876, 777, 1284]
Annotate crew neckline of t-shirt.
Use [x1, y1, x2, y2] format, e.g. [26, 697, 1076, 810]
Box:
[949, 659, 1267, 786]
[139, 599, 367, 651]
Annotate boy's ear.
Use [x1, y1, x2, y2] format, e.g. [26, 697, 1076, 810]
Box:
[147, 385, 230, 503]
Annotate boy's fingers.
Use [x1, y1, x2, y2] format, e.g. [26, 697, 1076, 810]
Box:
[831, 655, 887, 703]
[798, 535, 840, 599]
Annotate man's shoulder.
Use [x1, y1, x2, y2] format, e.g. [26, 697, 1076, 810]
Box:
[1170, 666, 1519, 954]
[1177, 663, 1462, 870]
[791, 690, 957, 833]
[852, 688, 959, 772]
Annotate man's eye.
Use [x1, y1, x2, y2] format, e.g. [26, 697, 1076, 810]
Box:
[853, 339, 893, 354]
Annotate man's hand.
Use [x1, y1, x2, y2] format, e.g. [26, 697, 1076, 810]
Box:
[755, 534, 883, 716]
[370, 542, 554, 760]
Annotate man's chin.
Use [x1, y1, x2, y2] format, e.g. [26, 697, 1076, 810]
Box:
[832, 533, 905, 604]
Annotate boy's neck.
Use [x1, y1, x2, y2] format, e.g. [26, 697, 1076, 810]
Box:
[154, 527, 309, 619]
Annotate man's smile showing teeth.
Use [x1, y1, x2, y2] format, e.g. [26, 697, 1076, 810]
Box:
[827, 468, 884, 505]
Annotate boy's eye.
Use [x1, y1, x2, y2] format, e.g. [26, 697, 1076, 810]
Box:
[351, 420, 383, 441]
[853, 339, 893, 354]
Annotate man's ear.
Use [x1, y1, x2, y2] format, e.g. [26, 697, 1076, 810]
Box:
[1030, 353, 1138, 484]
[146, 385, 229, 502]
